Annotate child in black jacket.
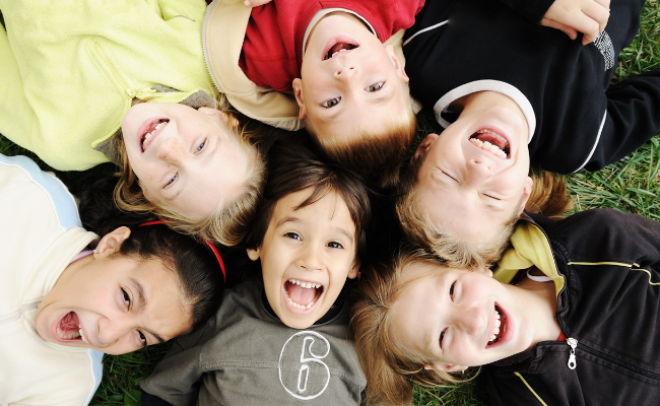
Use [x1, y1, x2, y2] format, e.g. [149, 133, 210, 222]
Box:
[397, 0, 660, 269]
[353, 208, 660, 406]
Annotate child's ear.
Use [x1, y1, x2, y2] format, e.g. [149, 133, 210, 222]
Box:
[94, 227, 132, 258]
[198, 107, 239, 128]
[385, 44, 409, 83]
[246, 247, 261, 261]
[347, 260, 361, 279]
[476, 266, 494, 277]
[518, 176, 534, 216]
[412, 133, 439, 163]
[292, 79, 307, 120]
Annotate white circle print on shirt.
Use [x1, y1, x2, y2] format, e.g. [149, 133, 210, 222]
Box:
[278, 331, 331, 400]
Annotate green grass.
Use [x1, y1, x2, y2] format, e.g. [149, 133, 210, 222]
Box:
[1, 1, 659, 404]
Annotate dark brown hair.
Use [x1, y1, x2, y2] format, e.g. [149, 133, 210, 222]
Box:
[78, 176, 225, 332]
[243, 138, 371, 261]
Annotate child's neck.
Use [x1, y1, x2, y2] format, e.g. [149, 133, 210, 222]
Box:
[452, 90, 530, 142]
[515, 274, 562, 347]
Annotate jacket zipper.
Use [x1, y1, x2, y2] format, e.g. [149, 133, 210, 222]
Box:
[566, 338, 577, 369]
[201, 1, 224, 94]
[565, 337, 660, 380]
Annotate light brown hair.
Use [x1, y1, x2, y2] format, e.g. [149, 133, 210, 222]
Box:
[305, 106, 417, 189]
[113, 99, 268, 246]
[397, 161, 572, 269]
[351, 250, 473, 406]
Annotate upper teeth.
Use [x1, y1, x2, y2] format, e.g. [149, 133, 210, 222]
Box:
[470, 130, 507, 158]
[142, 122, 167, 149]
[489, 310, 502, 343]
[288, 279, 322, 289]
[78, 324, 88, 344]
[331, 48, 348, 58]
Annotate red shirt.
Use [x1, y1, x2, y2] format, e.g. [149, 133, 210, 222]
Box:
[240, 0, 425, 92]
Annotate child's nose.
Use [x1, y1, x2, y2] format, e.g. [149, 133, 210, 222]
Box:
[297, 244, 324, 271]
[465, 159, 492, 186]
[335, 65, 357, 81]
[455, 303, 487, 337]
[157, 137, 186, 166]
[96, 316, 130, 347]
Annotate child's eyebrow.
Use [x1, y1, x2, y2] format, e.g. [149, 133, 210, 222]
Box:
[130, 277, 146, 308]
[130, 277, 166, 344]
[276, 216, 299, 228]
[331, 226, 355, 243]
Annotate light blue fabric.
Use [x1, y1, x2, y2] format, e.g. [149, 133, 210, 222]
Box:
[0, 154, 81, 230]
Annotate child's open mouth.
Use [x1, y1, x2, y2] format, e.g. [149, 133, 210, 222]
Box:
[283, 279, 324, 311]
[469, 129, 510, 159]
[486, 305, 507, 347]
[324, 42, 358, 60]
[140, 119, 169, 152]
[56, 311, 89, 343]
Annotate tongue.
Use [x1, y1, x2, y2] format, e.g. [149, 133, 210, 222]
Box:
[286, 282, 317, 306]
[473, 132, 507, 151]
[329, 43, 353, 56]
[60, 311, 79, 333]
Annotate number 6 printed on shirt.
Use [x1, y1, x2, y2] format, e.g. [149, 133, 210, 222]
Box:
[278, 331, 331, 400]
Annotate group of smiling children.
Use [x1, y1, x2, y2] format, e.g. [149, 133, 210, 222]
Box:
[3, 0, 660, 404]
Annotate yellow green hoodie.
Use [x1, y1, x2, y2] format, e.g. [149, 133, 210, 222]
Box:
[0, 0, 214, 170]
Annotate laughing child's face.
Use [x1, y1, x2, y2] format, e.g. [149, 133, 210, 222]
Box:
[412, 92, 533, 246]
[247, 189, 360, 329]
[292, 11, 411, 141]
[391, 262, 536, 372]
[122, 103, 250, 219]
[35, 227, 192, 355]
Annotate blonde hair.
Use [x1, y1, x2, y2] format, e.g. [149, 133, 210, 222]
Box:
[305, 91, 416, 189]
[397, 161, 572, 268]
[113, 98, 267, 246]
[351, 250, 473, 406]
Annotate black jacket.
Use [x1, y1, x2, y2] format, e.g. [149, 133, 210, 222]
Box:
[484, 209, 660, 406]
[403, 0, 660, 174]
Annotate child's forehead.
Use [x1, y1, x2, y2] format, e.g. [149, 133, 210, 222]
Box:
[273, 189, 357, 229]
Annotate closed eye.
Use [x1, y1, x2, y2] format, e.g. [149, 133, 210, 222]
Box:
[365, 82, 384, 92]
[285, 232, 302, 241]
[322, 97, 341, 108]
[196, 138, 208, 153]
[164, 173, 178, 189]
[442, 171, 460, 183]
[449, 281, 455, 300]
[483, 194, 501, 201]
[439, 328, 447, 348]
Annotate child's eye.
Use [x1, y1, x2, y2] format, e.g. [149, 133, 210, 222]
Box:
[483, 194, 501, 201]
[196, 139, 207, 153]
[449, 281, 455, 300]
[164, 173, 178, 188]
[284, 232, 302, 241]
[137, 330, 147, 348]
[443, 171, 460, 184]
[121, 288, 130, 309]
[327, 241, 343, 249]
[365, 82, 384, 92]
[322, 97, 341, 108]
[439, 328, 447, 348]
